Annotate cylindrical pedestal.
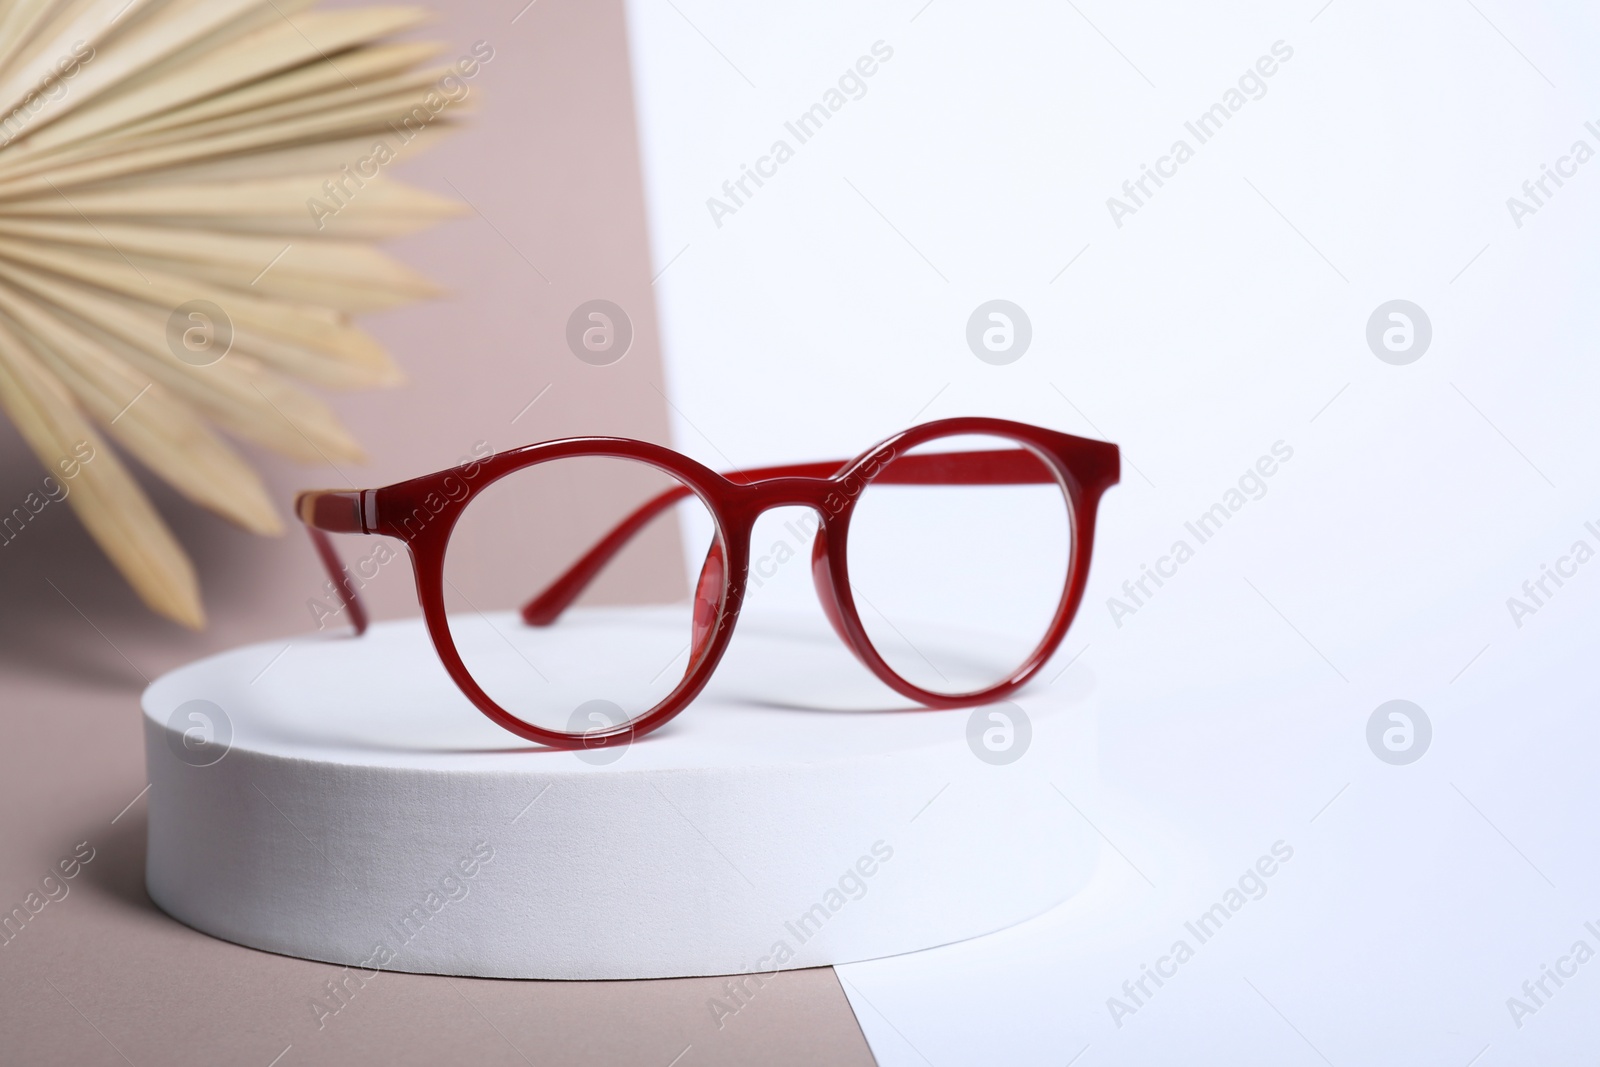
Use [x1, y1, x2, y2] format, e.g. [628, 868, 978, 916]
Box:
[142, 609, 1098, 979]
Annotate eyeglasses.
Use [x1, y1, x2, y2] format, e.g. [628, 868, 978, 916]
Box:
[296, 417, 1119, 749]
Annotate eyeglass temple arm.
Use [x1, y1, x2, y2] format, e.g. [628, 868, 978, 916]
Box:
[520, 449, 1055, 626]
[296, 489, 371, 636]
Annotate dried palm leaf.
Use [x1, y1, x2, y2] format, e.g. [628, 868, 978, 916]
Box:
[0, 0, 476, 627]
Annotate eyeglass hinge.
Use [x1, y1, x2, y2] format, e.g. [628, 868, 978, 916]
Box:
[360, 489, 380, 533]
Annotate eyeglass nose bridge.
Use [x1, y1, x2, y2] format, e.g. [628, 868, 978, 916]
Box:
[714, 475, 869, 666]
[728, 474, 850, 516]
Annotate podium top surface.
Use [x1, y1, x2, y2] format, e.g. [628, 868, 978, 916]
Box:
[142, 608, 1091, 773]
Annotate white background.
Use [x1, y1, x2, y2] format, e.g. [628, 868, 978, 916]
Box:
[625, 1, 1600, 1062]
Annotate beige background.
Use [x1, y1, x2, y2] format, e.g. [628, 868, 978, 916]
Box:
[0, 0, 873, 1062]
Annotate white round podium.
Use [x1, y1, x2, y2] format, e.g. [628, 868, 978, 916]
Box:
[141, 608, 1099, 979]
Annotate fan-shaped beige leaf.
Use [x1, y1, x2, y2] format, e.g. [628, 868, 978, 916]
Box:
[0, 0, 464, 624]
[103, 121, 454, 186]
[2, 175, 465, 237]
[0, 2, 62, 70]
[0, 5, 431, 160]
[0, 96, 467, 198]
[0, 236, 402, 385]
[14, 0, 268, 129]
[0, 276, 281, 534]
[0, 260, 365, 461]
[0, 312, 201, 627]
[0, 219, 438, 310]
[22, 41, 440, 159]
[0, 0, 158, 117]
[43, 65, 476, 171]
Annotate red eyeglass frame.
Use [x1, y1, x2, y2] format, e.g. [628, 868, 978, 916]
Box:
[296, 417, 1119, 750]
